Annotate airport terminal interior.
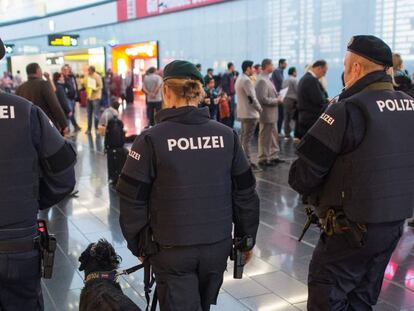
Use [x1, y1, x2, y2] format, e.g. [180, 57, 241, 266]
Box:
[2, 0, 414, 310]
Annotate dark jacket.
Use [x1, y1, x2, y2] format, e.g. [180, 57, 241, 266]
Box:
[297, 72, 328, 135]
[55, 83, 72, 115]
[116, 106, 260, 256]
[271, 68, 284, 92]
[16, 77, 68, 131]
[289, 71, 414, 223]
[394, 69, 413, 95]
[0, 92, 76, 239]
[221, 72, 237, 96]
[64, 74, 79, 100]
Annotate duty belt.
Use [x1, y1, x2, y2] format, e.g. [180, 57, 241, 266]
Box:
[0, 237, 38, 253]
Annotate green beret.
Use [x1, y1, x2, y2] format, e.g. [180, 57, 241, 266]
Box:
[347, 35, 393, 67]
[0, 38, 5, 60]
[163, 60, 205, 85]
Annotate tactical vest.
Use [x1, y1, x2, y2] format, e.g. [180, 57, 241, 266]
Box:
[147, 120, 235, 246]
[0, 93, 39, 236]
[317, 85, 414, 223]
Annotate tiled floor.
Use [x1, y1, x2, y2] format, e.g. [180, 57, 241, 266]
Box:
[39, 98, 414, 311]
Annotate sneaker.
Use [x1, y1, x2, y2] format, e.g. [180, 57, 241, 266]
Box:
[284, 136, 291, 142]
[293, 138, 301, 144]
[250, 163, 263, 172]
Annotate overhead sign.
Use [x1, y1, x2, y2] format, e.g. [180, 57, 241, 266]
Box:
[48, 34, 79, 47]
[118, 0, 229, 21]
[4, 44, 14, 55]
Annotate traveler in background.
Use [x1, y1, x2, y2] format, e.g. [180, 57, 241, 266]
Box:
[204, 68, 214, 85]
[235, 60, 263, 171]
[142, 67, 163, 127]
[283, 67, 299, 141]
[297, 60, 328, 139]
[62, 64, 81, 132]
[271, 58, 287, 134]
[0, 71, 13, 93]
[123, 70, 134, 105]
[84, 66, 103, 134]
[16, 63, 68, 134]
[393, 53, 412, 94]
[109, 72, 123, 102]
[196, 63, 202, 72]
[98, 100, 120, 134]
[53, 72, 72, 133]
[13, 70, 23, 89]
[201, 76, 219, 119]
[256, 58, 284, 168]
[250, 64, 261, 84]
[221, 62, 238, 128]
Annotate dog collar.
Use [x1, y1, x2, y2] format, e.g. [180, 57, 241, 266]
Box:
[85, 271, 118, 284]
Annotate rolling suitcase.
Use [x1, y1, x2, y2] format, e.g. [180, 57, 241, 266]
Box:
[107, 147, 128, 184]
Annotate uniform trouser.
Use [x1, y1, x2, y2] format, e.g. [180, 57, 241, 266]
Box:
[147, 101, 162, 126]
[240, 119, 258, 163]
[283, 98, 297, 138]
[87, 99, 101, 131]
[308, 221, 404, 311]
[150, 238, 232, 311]
[258, 122, 279, 162]
[0, 249, 43, 311]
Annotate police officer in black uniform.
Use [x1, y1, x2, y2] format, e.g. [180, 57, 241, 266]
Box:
[289, 35, 414, 310]
[116, 60, 260, 311]
[0, 38, 77, 310]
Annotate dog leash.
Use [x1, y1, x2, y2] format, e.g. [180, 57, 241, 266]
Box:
[116, 263, 145, 277]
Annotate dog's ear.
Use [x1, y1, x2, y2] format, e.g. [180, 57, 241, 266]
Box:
[78, 243, 94, 271]
[95, 239, 122, 269]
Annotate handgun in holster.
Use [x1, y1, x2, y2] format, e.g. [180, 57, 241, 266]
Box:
[36, 219, 57, 279]
[230, 236, 254, 279]
[329, 210, 367, 248]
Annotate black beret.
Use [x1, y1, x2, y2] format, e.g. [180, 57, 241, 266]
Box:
[0, 38, 5, 60]
[347, 35, 393, 67]
[163, 60, 204, 85]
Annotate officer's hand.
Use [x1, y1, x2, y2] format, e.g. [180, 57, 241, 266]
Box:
[244, 250, 253, 264]
[139, 256, 145, 263]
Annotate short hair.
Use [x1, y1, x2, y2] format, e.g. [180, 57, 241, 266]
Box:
[279, 58, 287, 65]
[196, 63, 202, 69]
[288, 67, 297, 75]
[241, 60, 254, 73]
[89, 66, 96, 72]
[207, 68, 213, 73]
[110, 98, 120, 110]
[393, 53, 403, 70]
[17, 70, 20, 74]
[205, 76, 214, 85]
[26, 63, 40, 75]
[312, 60, 327, 68]
[147, 67, 156, 74]
[52, 72, 61, 84]
[227, 62, 234, 70]
[261, 59, 272, 69]
[254, 64, 261, 70]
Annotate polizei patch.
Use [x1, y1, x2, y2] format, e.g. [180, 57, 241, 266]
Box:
[376, 99, 414, 112]
[167, 136, 224, 151]
[320, 113, 335, 125]
[0, 105, 15, 119]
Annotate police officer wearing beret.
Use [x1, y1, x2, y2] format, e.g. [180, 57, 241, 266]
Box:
[289, 35, 414, 310]
[0, 38, 77, 310]
[117, 60, 260, 311]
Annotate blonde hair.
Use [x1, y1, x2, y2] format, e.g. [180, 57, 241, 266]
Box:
[163, 78, 205, 106]
[392, 53, 403, 70]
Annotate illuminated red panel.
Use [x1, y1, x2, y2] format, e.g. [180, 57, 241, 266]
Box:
[384, 261, 398, 280]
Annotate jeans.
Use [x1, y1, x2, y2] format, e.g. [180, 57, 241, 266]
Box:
[68, 99, 80, 129]
[87, 99, 101, 131]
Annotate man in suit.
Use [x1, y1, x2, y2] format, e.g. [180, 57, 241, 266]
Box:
[271, 58, 287, 133]
[256, 59, 284, 167]
[235, 60, 263, 171]
[297, 60, 329, 139]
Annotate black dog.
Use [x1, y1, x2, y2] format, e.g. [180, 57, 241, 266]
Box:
[79, 239, 141, 311]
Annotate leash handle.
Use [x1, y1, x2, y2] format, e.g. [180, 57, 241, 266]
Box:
[117, 263, 145, 277]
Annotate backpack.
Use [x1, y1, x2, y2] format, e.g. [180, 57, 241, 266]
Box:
[105, 117, 125, 150]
